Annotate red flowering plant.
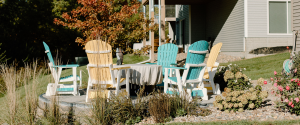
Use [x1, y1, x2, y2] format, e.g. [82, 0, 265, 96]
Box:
[271, 70, 300, 115]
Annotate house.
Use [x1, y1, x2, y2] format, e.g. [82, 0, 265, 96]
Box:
[292, 0, 300, 52]
[142, 0, 294, 59]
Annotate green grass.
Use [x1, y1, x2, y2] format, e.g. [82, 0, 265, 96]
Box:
[113, 54, 149, 64]
[164, 119, 300, 125]
[220, 52, 290, 80]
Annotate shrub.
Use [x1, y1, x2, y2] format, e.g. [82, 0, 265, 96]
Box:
[86, 86, 148, 125]
[271, 69, 300, 115]
[125, 47, 133, 54]
[133, 49, 142, 56]
[214, 64, 251, 91]
[213, 82, 268, 113]
[148, 90, 212, 123]
[141, 45, 151, 55]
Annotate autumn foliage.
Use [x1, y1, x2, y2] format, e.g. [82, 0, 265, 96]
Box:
[54, 0, 157, 48]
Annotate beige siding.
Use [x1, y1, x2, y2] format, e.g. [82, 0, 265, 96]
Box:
[206, 0, 244, 51]
[248, 0, 293, 38]
[245, 37, 293, 53]
[293, 0, 300, 52]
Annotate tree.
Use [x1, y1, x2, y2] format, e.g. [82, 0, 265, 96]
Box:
[0, 0, 85, 66]
[54, 0, 157, 48]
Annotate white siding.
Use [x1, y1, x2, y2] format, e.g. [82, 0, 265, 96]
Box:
[248, 0, 293, 37]
[206, 0, 244, 51]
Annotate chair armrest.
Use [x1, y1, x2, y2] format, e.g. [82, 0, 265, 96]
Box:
[111, 66, 131, 71]
[170, 63, 177, 65]
[53, 64, 79, 68]
[186, 63, 206, 67]
[212, 65, 218, 68]
[189, 50, 208, 54]
[164, 66, 187, 70]
[146, 63, 157, 65]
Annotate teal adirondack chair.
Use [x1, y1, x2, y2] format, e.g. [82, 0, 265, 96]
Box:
[146, 43, 178, 87]
[164, 40, 209, 100]
[43, 42, 82, 96]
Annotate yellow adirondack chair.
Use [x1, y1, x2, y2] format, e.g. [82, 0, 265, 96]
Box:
[85, 40, 130, 102]
[202, 43, 222, 95]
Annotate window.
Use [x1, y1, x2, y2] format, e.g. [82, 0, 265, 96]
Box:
[268, 0, 291, 34]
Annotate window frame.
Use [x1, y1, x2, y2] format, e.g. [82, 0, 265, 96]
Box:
[267, 0, 292, 35]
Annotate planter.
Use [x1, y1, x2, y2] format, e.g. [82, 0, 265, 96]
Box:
[75, 57, 89, 66]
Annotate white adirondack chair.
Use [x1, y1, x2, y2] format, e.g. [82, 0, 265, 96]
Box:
[85, 40, 130, 102]
[202, 43, 223, 95]
[164, 40, 209, 100]
[43, 42, 82, 96]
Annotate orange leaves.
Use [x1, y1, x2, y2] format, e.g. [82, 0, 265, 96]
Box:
[54, 0, 156, 47]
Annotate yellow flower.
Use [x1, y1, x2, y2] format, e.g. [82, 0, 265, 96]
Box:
[257, 78, 265, 86]
[222, 92, 227, 97]
[238, 108, 244, 112]
[249, 87, 255, 92]
[218, 104, 223, 110]
[215, 95, 223, 102]
[225, 88, 231, 93]
[224, 70, 234, 79]
[243, 74, 249, 82]
[232, 97, 237, 102]
[241, 98, 248, 104]
[239, 102, 243, 108]
[249, 103, 255, 109]
[234, 103, 239, 108]
[259, 91, 268, 99]
[228, 103, 234, 108]
[235, 72, 243, 79]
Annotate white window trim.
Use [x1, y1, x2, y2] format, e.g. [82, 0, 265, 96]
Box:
[267, 0, 292, 35]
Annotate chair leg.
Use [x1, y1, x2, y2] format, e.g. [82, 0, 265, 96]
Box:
[86, 86, 90, 102]
[209, 79, 217, 94]
[164, 81, 168, 93]
[215, 83, 221, 94]
[202, 88, 208, 100]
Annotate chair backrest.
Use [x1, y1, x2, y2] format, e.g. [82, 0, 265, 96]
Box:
[85, 40, 113, 82]
[206, 43, 222, 68]
[157, 43, 178, 75]
[43, 42, 55, 66]
[185, 40, 208, 80]
[203, 42, 222, 79]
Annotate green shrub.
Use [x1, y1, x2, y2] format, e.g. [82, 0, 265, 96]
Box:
[214, 64, 251, 91]
[213, 80, 268, 113]
[271, 67, 300, 115]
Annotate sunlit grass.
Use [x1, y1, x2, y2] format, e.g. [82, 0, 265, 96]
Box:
[220, 52, 290, 80]
[113, 54, 149, 64]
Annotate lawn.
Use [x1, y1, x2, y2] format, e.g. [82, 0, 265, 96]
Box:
[113, 54, 149, 64]
[220, 52, 290, 80]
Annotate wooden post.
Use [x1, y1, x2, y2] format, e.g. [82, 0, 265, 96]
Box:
[161, 0, 165, 43]
[151, 11, 155, 63]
